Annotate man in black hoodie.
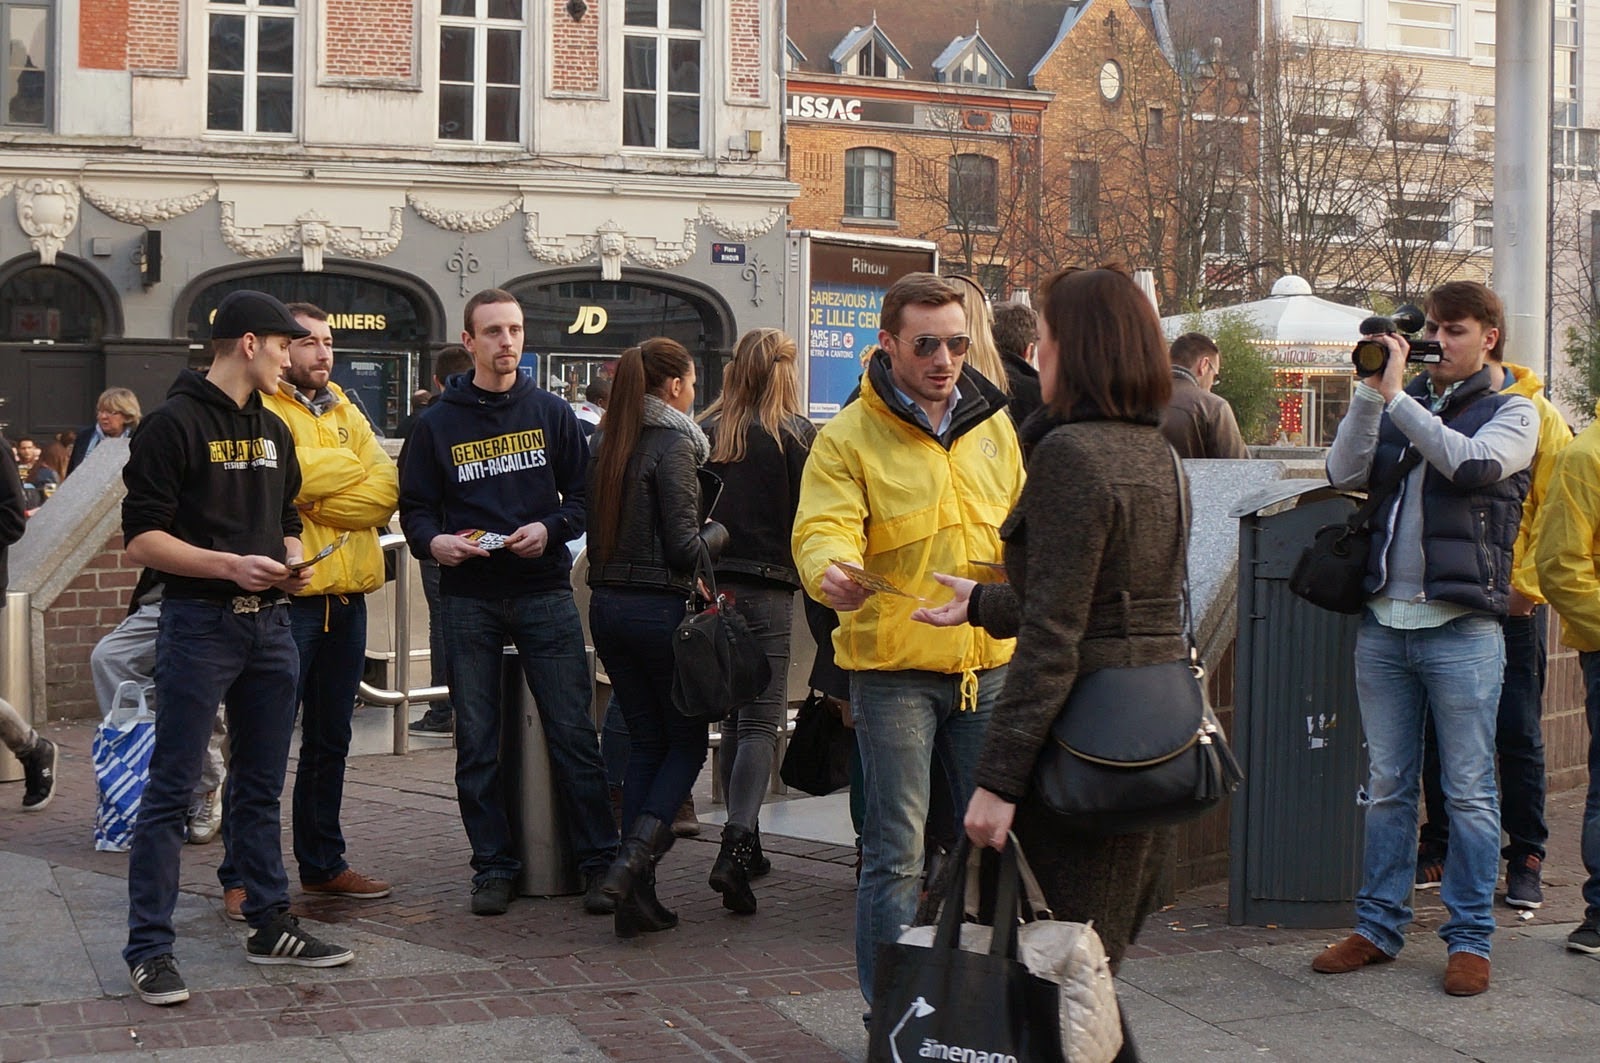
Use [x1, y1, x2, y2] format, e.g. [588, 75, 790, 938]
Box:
[120, 291, 355, 1007]
[398, 288, 617, 918]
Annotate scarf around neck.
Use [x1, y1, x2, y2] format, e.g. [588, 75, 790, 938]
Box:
[642, 392, 710, 465]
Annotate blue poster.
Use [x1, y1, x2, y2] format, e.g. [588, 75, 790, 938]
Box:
[807, 282, 880, 418]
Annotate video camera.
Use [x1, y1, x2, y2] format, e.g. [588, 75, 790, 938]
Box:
[1350, 304, 1443, 376]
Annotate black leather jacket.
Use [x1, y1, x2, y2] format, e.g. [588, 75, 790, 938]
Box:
[587, 424, 727, 595]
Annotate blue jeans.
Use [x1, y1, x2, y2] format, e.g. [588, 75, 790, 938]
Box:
[1419, 608, 1548, 863]
[590, 587, 709, 828]
[420, 559, 454, 715]
[442, 590, 617, 885]
[1577, 652, 1600, 923]
[717, 584, 794, 831]
[850, 666, 1003, 1001]
[1353, 613, 1503, 959]
[602, 693, 628, 788]
[126, 599, 299, 966]
[219, 595, 368, 889]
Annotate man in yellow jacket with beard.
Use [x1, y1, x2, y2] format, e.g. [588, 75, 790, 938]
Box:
[1535, 402, 1600, 955]
[218, 301, 400, 917]
[792, 272, 1023, 1008]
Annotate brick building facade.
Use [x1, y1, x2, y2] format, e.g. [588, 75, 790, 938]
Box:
[786, 0, 1180, 296]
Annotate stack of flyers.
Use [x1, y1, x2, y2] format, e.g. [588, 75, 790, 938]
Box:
[459, 529, 511, 551]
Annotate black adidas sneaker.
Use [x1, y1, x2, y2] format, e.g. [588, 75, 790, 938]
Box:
[245, 913, 354, 967]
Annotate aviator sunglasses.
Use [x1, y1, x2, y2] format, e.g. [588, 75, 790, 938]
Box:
[895, 333, 972, 358]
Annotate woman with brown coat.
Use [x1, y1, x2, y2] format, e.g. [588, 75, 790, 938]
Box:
[913, 266, 1186, 1062]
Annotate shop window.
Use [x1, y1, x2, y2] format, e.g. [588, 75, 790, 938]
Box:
[948, 154, 997, 229]
[0, 266, 107, 343]
[623, 0, 703, 151]
[439, 0, 524, 144]
[1, 0, 49, 128]
[844, 148, 895, 220]
[207, 0, 297, 136]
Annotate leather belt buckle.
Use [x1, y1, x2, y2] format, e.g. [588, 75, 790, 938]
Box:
[231, 595, 262, 615]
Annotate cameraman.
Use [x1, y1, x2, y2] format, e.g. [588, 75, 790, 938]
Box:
[1313, 281, 1537, 997]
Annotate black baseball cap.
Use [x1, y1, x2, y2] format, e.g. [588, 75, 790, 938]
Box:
[211, 290, 312, 340]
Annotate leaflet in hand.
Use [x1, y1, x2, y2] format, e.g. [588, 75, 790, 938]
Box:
[459, 529, 511, 551]
[832, 560, 929, 602]
[288, 532, 349, 573]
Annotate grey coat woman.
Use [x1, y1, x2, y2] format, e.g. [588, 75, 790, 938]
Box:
[915, 265, 1186, 1063]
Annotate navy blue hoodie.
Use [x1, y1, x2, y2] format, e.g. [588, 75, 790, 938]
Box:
[121, 370, 302, 601]
[398, 372, 587, 598]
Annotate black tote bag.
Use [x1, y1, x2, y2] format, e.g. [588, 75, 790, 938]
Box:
[779, 690, 853, 796]
[867, 841, 1066, 1063]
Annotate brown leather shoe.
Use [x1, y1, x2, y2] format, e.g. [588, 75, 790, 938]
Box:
[223, 887, 246, 922]
[1311, 934, 1393, 974]
[1443, 952, 1490, 996]
[303, 867, 393, 899]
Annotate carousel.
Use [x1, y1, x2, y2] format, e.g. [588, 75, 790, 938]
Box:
[1162, 275, 1372, 447]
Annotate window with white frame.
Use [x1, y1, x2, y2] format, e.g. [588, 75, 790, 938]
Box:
[623, 0, 703, 151]
[1554, 1, 1579, 129]
[1387, 197, 1451, 245]
[1205, 207, 1245, 256]
[1388, 97, 1453, 146]
[849, 37, 902, 78]
[207, 0, 296, 135]
[1471, 7, 1494, 61]
[1313, 211, 1361, 241]
[1388, 2, 1455, 55]
[438, 0, 524, 143]
[1292, 0, 1361, 45]
[952, 48, 1002, 87]
[0, 0, 49, 128]
[1472, 103, 1494, 154]
[844, 148, 895, 220]
[1472, 202, 1493, 248]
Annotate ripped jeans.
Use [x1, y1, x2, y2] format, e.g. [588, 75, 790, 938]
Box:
[1352, 613, 1504, 959]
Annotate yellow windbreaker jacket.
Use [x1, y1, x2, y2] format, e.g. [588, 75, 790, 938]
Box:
[1502, 362, 1573, 602]
[1535, 403, 1600, 651]
[792, 365, 1024, 680]
[261, 381, 399, 597]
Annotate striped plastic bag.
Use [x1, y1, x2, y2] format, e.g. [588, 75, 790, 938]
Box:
[93, 681, 157, 852]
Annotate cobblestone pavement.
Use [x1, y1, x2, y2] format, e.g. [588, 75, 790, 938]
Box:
[3, 717, 1596, 1062]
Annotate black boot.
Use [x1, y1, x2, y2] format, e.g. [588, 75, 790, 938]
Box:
[747, 826, 771, 878]
[601, 814, 672, 902]
[709, 824, 758, 915]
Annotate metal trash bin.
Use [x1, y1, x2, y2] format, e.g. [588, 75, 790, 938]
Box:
[501, 648, 581, 897]
[1228, 481, 1368, 928]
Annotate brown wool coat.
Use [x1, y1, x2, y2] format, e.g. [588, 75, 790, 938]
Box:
[967, 417, 1189, 969]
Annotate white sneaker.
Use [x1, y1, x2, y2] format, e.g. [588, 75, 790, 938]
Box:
[186, 789, 222, 845]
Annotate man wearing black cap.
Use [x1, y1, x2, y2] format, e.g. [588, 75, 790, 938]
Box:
[120, 289, 356, 1007]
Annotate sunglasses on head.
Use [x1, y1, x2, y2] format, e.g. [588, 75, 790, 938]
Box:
[898, 333, 972, 358]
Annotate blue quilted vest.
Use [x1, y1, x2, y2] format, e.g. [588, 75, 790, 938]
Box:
[1365, 367, 1530, 614]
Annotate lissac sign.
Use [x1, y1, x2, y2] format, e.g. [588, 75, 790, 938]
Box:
[786, 94, 862, 122]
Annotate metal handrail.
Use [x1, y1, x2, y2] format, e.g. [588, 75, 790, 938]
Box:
[359, 533, 451, 754]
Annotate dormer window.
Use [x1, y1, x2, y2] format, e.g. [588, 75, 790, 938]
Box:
[785, 37, 806, 73]
[851, 37, 900, 77]
[830, 23, 910, 79]
[934, 33, 1011, 88]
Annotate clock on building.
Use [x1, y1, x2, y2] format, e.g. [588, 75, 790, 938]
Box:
[1098, 59, 1123, 102]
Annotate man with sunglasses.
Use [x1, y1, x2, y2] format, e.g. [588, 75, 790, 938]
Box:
[793, 272, 1023, 1010]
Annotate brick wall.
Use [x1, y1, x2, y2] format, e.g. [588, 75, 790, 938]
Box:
[326, 0, 415, 81]
[551, 0, 600, 95]
[787, 114, 1040, 271]
[42, 535, 141, 721]
[727, 0, 763, 102]
[127, 0, 180, 73]
[80, 0, 128, 71]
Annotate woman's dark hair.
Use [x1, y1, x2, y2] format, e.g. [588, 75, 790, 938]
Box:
[32, 441, 70, 481]
[589, 337, 694, 562]
[1035, 265, 1171, 421]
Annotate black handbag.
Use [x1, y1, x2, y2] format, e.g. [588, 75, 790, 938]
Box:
[1031, 448, 1243, 836]
[868, 839, 1068, 1063]
[780, 689, 853, 796]
[1288, 449, 1422, 614]
[670, 539, 772, 724]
